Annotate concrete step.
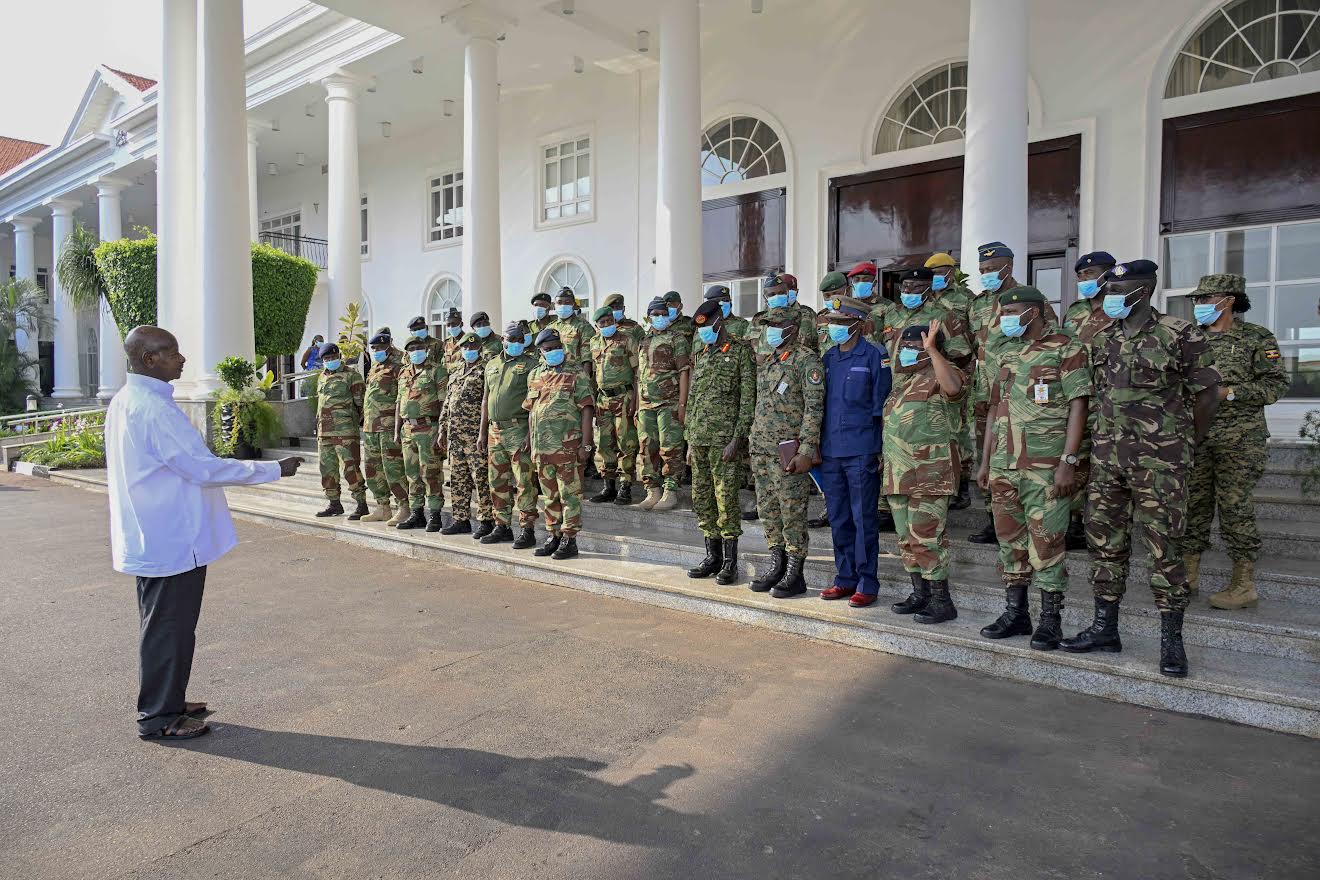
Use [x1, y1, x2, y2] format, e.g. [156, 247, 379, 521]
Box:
[46, 468, 1320, 739]
[1267, 441, 1317, 472]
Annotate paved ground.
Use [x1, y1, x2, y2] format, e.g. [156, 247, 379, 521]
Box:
[2, 472, 1317, 880]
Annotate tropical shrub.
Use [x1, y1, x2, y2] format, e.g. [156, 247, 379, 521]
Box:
[211, 358, 282, 457]
[21, 414, 106, 469]
[95, 234, 158, 340]
[336, 301, 368, 364]
[56, 222, 105, 311]
[0, 278, 50, 415]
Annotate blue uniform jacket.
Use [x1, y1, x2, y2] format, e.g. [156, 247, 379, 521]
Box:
[820, 336, 890, 458]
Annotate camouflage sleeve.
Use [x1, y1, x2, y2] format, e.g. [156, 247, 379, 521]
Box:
[943, 310, 974, 365]
[1179, 324, 1219, 397]
[799, 311, 819, 353]
[798, 354, 826, 458]
[944, 364, 971, 403]
[734, 341, 756, 439]
[1236, 328, 1290, 407]
[521, 371, 540, 412]
[432, 362, 450, 401]
[673, 332, 692, 370]
[1059, 336, 1093, 402]
[628, 336, 640, 371]
[574, 372, 593, 410]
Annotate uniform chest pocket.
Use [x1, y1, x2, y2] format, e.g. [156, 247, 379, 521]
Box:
[649, 346, 675, 372]
[843, 371, 870, 405]
[1128, 350, 1169, 389]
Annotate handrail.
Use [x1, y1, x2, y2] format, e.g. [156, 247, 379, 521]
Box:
[0, 406, 106, 428]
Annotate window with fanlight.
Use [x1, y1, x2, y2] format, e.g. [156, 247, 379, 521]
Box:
[1166, 0, 1320, 98]
[873, 62, 968, 154]
[701, 115, 785, 186]
[426, 277, 463, 336]
[538, 258, 593, 311]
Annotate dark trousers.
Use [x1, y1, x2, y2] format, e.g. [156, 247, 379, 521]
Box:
[818, 454, 881, 595]
[136, 565, 207, 734]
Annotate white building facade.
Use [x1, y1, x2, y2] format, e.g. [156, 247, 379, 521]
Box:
[2, 0, 1318, 432]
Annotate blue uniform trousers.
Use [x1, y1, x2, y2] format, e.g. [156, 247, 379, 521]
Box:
[818, 454, 881, 595]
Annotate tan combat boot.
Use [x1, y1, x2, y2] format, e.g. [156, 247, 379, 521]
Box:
[360, 502, 392, 523]
[1183, 553, 1201, 596]
[653, 488, 679, 511]
[637, 487, 663, 511]
[1209, 560, 1259, 610]
[387, 505, 410, 526]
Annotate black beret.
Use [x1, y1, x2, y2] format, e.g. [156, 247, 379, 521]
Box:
[1104, 259, 1159, 282]
[368, 332, 392, 346]
[555, 286, 576, 299]
[900, 267, 935, 282]
[647, 296, 668, 313]
[662, 290, 683, 304]
[1074, 251, 1116, 273]
[407, 315, 426, 329]
[470, 311, 490, 325]
[977, 241, 1014, 260]
[504, 321, 526, 338]
[533, 327, 561, 347]
[531, 292, 552, 305]
[704, 284, 731, 300]
[762, 272, 786, 288]
[693, 299, 723, 325]
[999, 285, 1048, 307]
[319, 342, 341, 357]
[375, 325, 392, 337]
[899, 324, 944, 348]
[445, 308, 462, 321]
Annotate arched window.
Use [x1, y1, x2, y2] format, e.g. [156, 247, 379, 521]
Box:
[873, 62, 968, 155]
[426, 277, 462, 335]
[1166, 0, 1320, 98]
[701, 115, 786, 186]
[539, 258, 593, 311]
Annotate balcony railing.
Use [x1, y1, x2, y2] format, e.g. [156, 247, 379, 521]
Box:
[258, 232, 328, 269]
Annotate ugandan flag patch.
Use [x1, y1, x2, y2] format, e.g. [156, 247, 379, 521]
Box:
[808, 367, 823, 385]
[1265, 348, 1281, 360]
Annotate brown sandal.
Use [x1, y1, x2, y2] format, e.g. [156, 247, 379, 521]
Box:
[140, 715, 211, 740]
[183, 701, 209, 716]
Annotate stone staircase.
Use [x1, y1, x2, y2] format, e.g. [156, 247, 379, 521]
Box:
[46, 439, 1320, 738]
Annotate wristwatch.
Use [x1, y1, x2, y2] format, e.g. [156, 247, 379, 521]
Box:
[1062, 453, 1080, 466]
[1226, 387, 1236, 402]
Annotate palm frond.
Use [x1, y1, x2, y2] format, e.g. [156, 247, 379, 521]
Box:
[56, 222, 106, 311]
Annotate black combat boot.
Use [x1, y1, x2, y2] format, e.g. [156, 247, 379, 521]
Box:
[715, 538, 739, 585]
[876, 509, 896, 533]
[512, 526, 537, 549]
[346, 500, 370, 521]
[1064, 516, 1087, 552]
[396, 508, 426, 530]
[807, 513, 829, 528]
[968, 515, 998, 544]
[614, 480, 633, 506]
[534, 533, 562, 557]
[980, 583, 1033, 639]
[590, 479, 617, 504]
[949, 477, 972, 511]
[687, 537, 722, 579]
[472, 519, 495, 540]
[1030, 590, 1065, 651]
[914, 580, 957, 624]
[426, 510, 445, 532]
[771, 556, 808, 598]
[316, 500, 345, 517]
[891, 572, 930, 615]
[551, 536, 579, 560]
[1159, 610, 1188, 677]
[441, 518, 472, 536]
[1060, 597, 1122, 653]
[480, 523, 514, 545]
[750, 547, 787, 592]
[742, 505, 759, 522]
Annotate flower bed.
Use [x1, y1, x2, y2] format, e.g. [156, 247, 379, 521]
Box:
[19, 415, 106, 469]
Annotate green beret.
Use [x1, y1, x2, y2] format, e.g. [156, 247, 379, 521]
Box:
[819, 271, 848, 293]
[460, 331, 482, 346]
[592, 305, 614, 322]
[1193, 273, 1245, 296]
[999, 285, 1048, 307]
[603, 293, 625, 308]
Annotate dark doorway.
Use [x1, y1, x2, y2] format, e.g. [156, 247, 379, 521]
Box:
[701, 188, 787, 283]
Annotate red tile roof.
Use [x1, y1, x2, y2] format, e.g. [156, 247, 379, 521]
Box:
[105, 67, 157, 92]
[0, 136, 48, 176]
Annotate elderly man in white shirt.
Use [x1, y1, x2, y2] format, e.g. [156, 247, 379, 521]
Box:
[107, 326, 302, 740]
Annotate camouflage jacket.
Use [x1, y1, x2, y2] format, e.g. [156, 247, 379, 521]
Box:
[549, 314, 597, 370]
[933, 283, 974, 323]
[443, 335, 465, 371]
[397, 360, 449, 423]
[590, 332, 639, 396]
[790, 303, 819, 354]
[1091, 309, 1219, 472]
[881, 364, 968, 495]
[750, 344, 825, 458]
[724, 314, 750, 341]
[669, 314, 695, 341]
[362, 348, 404, 433]
[638, 326, 691, 408]
[316, 367, 365, 438]
[1202, 318, 1288, 441]
[523, 363, 593, 461]
[972, 283, 1059, 401]
[441, 356, 488, 443]
[528, 314, 554, 340]
[881, 299, 974, 368]
[1063, 299, 1113, 346]
[988, 332, 1092, 471]
[686, 335, 756, 446]
[478, 332, 503, 360]
[484, 350, 538, 423]
[866, 300, 895, 348]
[409, 333, 446, 365]
[617, 318, 646, 348]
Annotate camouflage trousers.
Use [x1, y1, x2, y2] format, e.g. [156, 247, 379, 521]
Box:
[318, 436, 366, 503]
[361, 431, 407, 506]
[637, 404, 685, 490]
[751, 452, 810, 557]
[990, 468, 1070, 592]
[691, 444, 742, 539]
[488, 418, 538, 528]
[448, 433, 493, 523]
[595, 392, 638, 480]
[401, 424, 444, 511]
[1180, 435, 1267, 562]
[957, 390, 975, 472]
[889, 494, 951, 580]
[1086, 463, 1190, 612]
[973, 400, 992, 514]
[534, 451, 582, 537]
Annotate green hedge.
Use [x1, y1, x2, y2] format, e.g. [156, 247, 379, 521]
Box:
[93, 237, 317, 356]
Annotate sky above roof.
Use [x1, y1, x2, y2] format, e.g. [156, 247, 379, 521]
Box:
[5, 0, 309, 145]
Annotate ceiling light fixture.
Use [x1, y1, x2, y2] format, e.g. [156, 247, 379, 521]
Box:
[295, 152, 306, 166]
[266, 163, 278, 176]
[752, 0, 763, 11]
[381, 121, 392, 138]
[443, 99, 455, 118]
[637, 30, 650, 53]
[562, 0, 574, 14]
[411, 57, 424, 75]
[573, 56, 584, 74]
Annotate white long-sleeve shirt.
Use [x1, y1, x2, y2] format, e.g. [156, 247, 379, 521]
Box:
[106, 373, 282, 576]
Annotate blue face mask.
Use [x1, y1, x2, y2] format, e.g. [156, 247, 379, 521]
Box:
[413, 328, 429, 339]
[447, 325, 463, 338]
[505, 341, 526, 357]
[827, 323, 852, 344]
[766, 293, 789, 309]
[1194, 302, 1225, 326]
[901, 290, 926, 310]
[475, 325, 492, 338]
[542, 348, 566, 367]
[462, 349, 480, 363]
[555, 303, 575, 320]
[898, 348, 920, 368]
[1077, 278, 1101, 299]
[980, 268, 1006, 293]
[599, 323, 618, 338]
[534, 305, 548, 320]
[408, 350, 428, 365]
[667, 306, 679, 319]
[932, 274, 949, 292]
[1103, 290, 1137, 320]
[697, 325, 719, 345]
[323, 359, 342, 372]
[999, 313, 1032, 338]
[788, 290, 798, 304]
[613, 309, 625, 322]
[720, 301, 732, 318]
[371, 350, 388, 364]
[765, 326, 786, 348]
[852, 281, 874, 299]
[650, 314, 672, 331]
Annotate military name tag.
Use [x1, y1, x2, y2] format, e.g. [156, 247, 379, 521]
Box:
[1034, 382, 1050, 404]
[776, 380, 789, 395]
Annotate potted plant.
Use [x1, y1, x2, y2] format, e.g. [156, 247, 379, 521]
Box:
[211, 356, 282, 459]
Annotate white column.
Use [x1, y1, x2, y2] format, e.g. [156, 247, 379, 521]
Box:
[46, 198, 82, 399]
[321, 71, 366, 328]
[95, 177, 131, 400]
[246, 118, 273, 242]
[8, 216, 41, 388]
[191, 0, 255, 397]
[960, 0, 1029, 283]
[158, 0, 199, 394]
[655, 0, 702, 299]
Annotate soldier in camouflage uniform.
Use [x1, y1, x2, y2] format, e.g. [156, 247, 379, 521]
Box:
[762, 272, 817, 354]
[588, 306, 640, 505]
[1181, 273, 1289, 610]
[528, 292, 555, 339]
[479, 322, 540, 548]
[439, 332, 495, 539]
[1060, 260, 1220, 679]
[524, 327, 596, 560]
[393, 337, 449, 532]
[884, 323, 968, 624]
[703, 284, 749, 340]
[685, 298, 756, 585]
[602, 293, 645, 347]
[314, 343, 368, 519]
[636, 296, 691, 511]
[548, 287, 597, 376]
[661, 290, 695, 341]
[925, 252, 976, 510]
[441, 308, 466, 371]
[360, 332, 409, 525]
[976, 287, 1092, 650]
[471, 311, 503, 360]
[747, 306, 825, 599]
[407, 315, 446, 369]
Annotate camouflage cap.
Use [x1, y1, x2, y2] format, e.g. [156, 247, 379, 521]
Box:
[1193, 273, 1246, 296]
[924, 252, 957, 269]
[603, 292, 625, 308]
[819, 271, 848, 293]
[763, 306, 794, 324]
[592, 305, 614, 323]
[999, 285, 1048, 306]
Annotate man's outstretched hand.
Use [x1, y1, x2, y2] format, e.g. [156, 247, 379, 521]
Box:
[278, 457, 304, 477]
